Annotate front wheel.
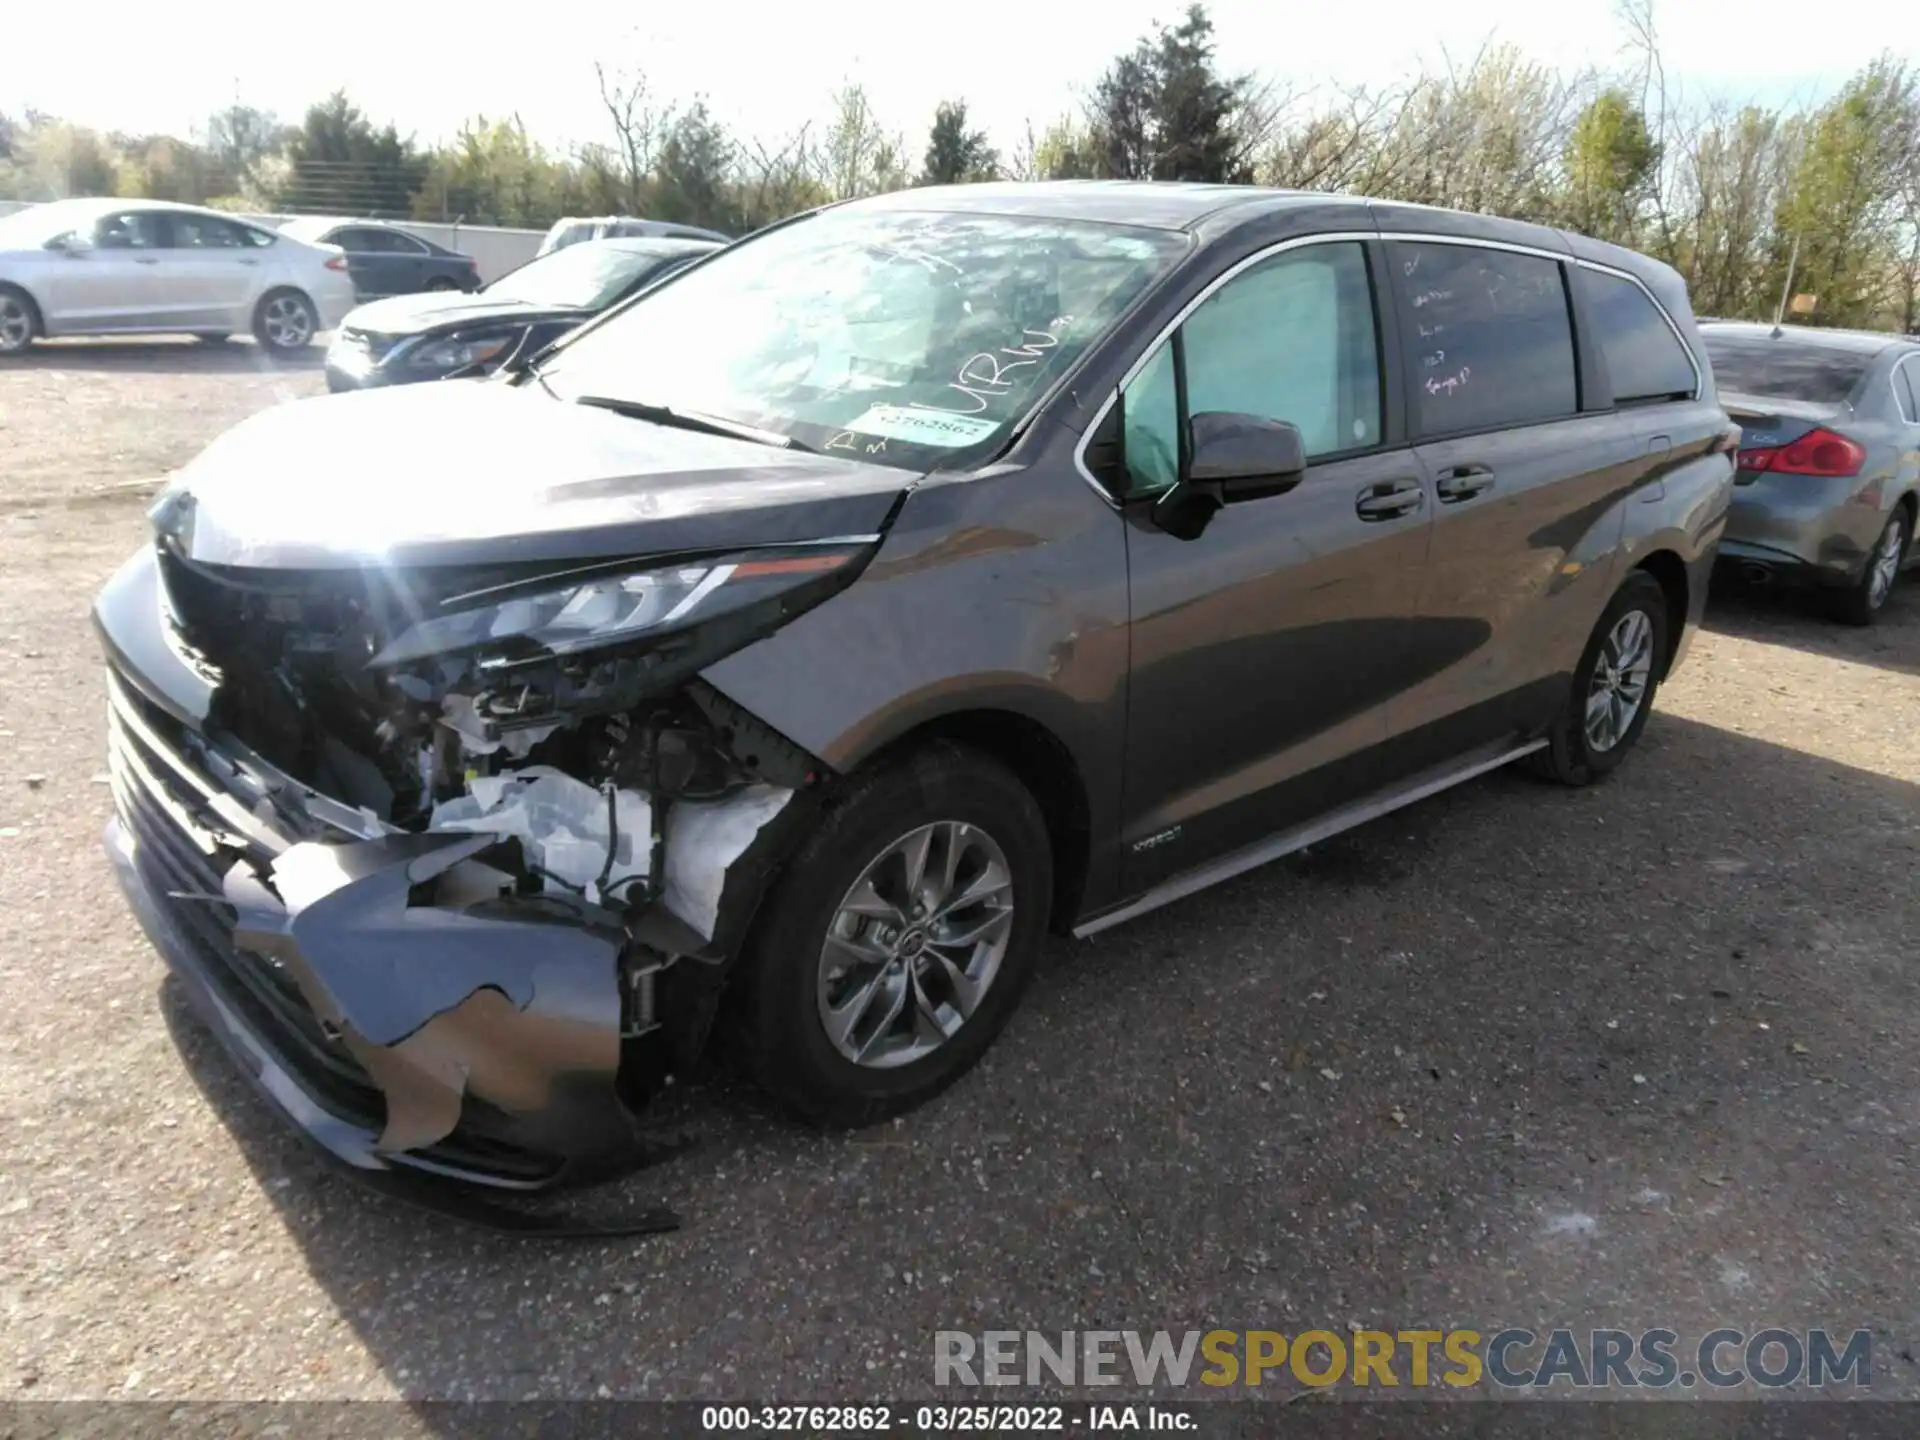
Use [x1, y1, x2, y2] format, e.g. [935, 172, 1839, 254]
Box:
[737, 743, 1053, 1128]
[0, 285, 41, 356]
[252, 290, 317, 354]
[1524, 570, 1669, 786]
[1832, 508, 1910, 626]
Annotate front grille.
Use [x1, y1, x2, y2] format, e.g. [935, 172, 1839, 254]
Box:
[107, 668, 563, 1185]
[107, 673, 387, 1127]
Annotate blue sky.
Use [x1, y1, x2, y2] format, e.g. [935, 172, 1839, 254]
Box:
[16, 0, 1881, 155]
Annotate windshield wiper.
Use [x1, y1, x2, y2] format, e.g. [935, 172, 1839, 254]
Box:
[568, 395, 817, 453]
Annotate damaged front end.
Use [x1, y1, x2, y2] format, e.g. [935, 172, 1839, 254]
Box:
[99, 518, 866, 1219]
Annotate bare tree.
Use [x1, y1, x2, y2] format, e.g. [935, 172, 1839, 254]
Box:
[596, 61, 663, 212]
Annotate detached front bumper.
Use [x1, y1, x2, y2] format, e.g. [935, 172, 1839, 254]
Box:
[103, 671, 655, 1200]
[94, 545, 677, 1211]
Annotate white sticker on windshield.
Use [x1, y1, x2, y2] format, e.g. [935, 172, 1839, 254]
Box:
[845, 404, 1001, 448]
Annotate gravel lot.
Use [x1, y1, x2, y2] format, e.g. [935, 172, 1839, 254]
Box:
[2, 338, 1917, 1405]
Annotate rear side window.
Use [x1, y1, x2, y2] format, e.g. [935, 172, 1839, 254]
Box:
[1393, 242, 1577, 437]
[1896, 356, 1920, 423]
[170, 214, 250, 249]
[1577, 268, 1696, 403]
[1700, 335, 1869, 404]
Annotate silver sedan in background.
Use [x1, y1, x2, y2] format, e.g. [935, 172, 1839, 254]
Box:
[1702, 321, 1920, 624]
[0, 198, 358, 357]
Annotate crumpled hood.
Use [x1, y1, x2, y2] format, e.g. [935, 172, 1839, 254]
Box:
[163, 381, 914, 570]
[343, 291, 560, 339]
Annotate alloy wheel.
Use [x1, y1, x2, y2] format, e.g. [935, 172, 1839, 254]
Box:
[816, 820, 1015, 1069]
[262, 295, 313, 350]
[0, 295, 32, 353]
[1584, 608, 1655, 753]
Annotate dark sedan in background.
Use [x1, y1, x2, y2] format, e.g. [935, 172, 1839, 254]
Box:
[1700, 322, 1920, 623]
[278, 218, 480, 301]
[324, 235, 721, 391]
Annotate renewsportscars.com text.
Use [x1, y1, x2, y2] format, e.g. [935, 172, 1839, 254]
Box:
[934, 1328, 1872, 1390]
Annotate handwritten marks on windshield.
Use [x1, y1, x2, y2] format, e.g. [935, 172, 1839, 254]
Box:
[909, 315, 1076, 417]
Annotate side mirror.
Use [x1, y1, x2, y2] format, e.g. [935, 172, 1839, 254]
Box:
[1150, 412, 1307, 540]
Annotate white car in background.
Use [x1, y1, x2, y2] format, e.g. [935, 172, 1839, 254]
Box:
[0, 198, 358, 356]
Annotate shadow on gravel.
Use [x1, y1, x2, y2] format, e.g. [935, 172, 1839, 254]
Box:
[13, 338, 326, 374]
[158, 709, 1920, 1404]
[1703, 566, 1920, 678]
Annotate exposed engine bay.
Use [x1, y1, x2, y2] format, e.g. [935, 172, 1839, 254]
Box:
[120, 538, 845, 1203]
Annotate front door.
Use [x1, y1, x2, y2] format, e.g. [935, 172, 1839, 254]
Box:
[42, 210, 172, 331]
[1112, 238, 1438, 895]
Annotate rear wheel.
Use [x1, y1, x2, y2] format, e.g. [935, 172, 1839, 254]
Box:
[252, 289, 317, 354]
[738, 743, 1052, 1128]
[1832, 508, 1910, 626]
[1524, 570, 1669, 786]
[0, 285, 40, 355]
[426, 277, 460, 292]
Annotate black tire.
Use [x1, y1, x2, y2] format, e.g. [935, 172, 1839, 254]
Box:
[1831, 507, 1910, 627]
[737, 742, 1053, 1128]
[1524, 570, 1669, 786]
[251, 289, 318, 355]
[426, 277, 460, 292]
[0, 284, 42, 356]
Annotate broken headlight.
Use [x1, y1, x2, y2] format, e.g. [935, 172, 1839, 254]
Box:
[370, 546, 865, 668]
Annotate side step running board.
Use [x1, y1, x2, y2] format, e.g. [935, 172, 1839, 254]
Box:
[1072, 737, 1547, 939]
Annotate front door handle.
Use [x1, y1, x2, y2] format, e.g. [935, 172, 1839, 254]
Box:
[1435, 464, 1495, 503]
[1355, 478, 1426, 521]
[134, 256, 160, 265]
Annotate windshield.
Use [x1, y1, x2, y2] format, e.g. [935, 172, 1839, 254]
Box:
[489, 244, 699, 310]
[537, 209, 1189, 470]
[0, 201, 96, 247]
[1704, 334, 1872, 405]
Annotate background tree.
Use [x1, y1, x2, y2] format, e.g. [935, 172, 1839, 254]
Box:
[201, 104, 287, 202]
[822, 84, 907, 201]
[920, 100, 998, 185]
[652, 103, 740, 231]
[1561, 88, 1661, 244]
[595, 60, 664, 214]
[277, 91, 425, 216]
[1085, 5, 1270, 182]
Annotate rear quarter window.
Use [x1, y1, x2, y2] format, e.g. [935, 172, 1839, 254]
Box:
[1701, 335, 1870, 404]
[1576, 268, 1696, 403]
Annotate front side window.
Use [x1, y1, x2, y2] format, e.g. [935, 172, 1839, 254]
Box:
[539, 210, 1189, 472]
[94, 212, 166, 249]
[1577, 267, 1696, 404]
[1394, 241, 1577, 437]
[1115, 242, 1382, 499]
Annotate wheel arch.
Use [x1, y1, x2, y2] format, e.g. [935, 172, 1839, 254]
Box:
[1632, 548, 1689, 681]
[862, 707, 1093, 933]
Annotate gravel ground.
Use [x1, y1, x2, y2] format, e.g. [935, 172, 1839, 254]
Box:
[1, 339, 1917, 1405]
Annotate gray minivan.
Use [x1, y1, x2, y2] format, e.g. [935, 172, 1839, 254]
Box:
[98, 182, 1736, 1213]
